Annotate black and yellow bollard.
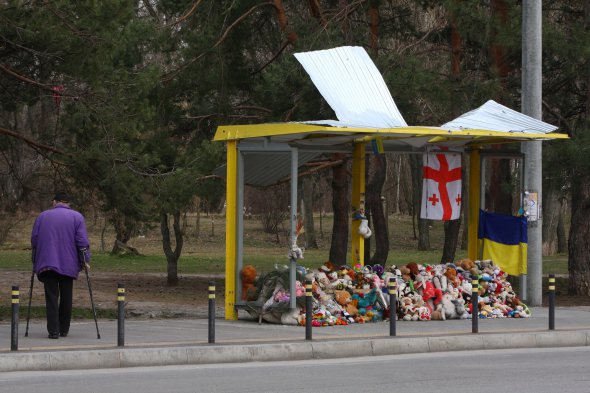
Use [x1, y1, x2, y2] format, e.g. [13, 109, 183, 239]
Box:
[11, 285, 19, 351]
[117, 284, 125, 347]
[389, 280, 397, 337]
[208, 281, 215, 344]
[305, 279, 312, 340]
[548, 274, 555, 330]
[471, 279, 479, 333]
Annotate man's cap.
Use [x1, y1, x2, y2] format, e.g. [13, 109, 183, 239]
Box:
[53, 192, 70, 203]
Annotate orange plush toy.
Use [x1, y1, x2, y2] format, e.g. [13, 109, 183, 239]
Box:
[240, 265, 257, 300]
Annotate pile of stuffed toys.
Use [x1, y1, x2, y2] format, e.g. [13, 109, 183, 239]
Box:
[240, 259, 530, 326]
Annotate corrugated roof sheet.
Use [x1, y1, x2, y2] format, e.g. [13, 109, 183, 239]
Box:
[212, 47, 566, 186]
[214, 151, 322, 187]
[442, 100, 558, 133]
[294, 46, 408, 128]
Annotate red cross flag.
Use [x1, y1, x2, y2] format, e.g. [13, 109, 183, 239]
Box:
[420, 149, 462, 221]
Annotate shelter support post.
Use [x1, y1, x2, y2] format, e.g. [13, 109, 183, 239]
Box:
[351, 143, 366, 265]
[225, 140, 238, 320]
[236, 151, 244, 303]
[290, 147, 298, 309]
[467, 148, 481, 261]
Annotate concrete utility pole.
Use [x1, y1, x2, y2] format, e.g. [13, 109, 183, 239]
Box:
[521, 1, 543, 306]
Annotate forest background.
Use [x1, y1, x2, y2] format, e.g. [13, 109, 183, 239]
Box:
[1, 0, 590, 306]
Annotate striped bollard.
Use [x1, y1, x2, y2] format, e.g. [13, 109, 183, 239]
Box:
[117, 284, 125, 347]
[11, 286, 19, 351]
[208, 281, 215, 344]
[548, 274, 555, 330]
[471, 279, 479, 333]
[388, 280, 397, 336]
[305, 280, 312, 340]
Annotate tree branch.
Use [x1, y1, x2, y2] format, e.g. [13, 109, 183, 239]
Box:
[160, 0, 203, 28]
[251, 39, 290, 75]
[161, 2, 274, 83]
[41, 0, 98, 43]
[0, 63, 77, 99]
[142, 0, 160, 21]
[0, 126, 67, 155]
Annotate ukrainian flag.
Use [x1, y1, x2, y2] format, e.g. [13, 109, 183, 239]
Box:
[478, 210, 527, 276]
[371, 138, 384, 155]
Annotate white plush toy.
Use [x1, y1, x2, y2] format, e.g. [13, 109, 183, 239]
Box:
[358, 218, 372, 239]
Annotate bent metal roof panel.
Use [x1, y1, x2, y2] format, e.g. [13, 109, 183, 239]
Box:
[213, 47, 567, 186]
[214, 47, 566, 149]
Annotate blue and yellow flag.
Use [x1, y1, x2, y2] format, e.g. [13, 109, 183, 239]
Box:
[371, 138, 384, 155]
[478, 210, 527, 275]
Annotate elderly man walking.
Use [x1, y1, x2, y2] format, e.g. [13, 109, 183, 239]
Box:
[31, 192, 91, 339]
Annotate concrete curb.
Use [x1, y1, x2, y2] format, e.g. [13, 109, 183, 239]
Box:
[1, 330, 589, 372]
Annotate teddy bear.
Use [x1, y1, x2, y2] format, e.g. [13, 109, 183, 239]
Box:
[453, 297, 469, 319]
[240, 265, 257, 301]
[400, 296, 418, 321]
[413, 296, 431, 321]
[399, 266, 412, 282]
[456, 258, 478, 277]
[320, 261, 336, 274]
[433, 273, 449, 293]
[405, 262, 420, 279]
[440, 292, 458, 320]
[334, 289, 352, 309]
[444, 266, 460, 288]
[315, 271, 334, 292]
[431, 303, 445, 320]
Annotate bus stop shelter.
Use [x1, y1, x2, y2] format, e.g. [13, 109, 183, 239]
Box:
[213, 46, 567, 320]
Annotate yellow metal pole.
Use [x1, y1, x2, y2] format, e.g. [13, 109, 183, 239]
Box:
[225, 141, 238, 320]
[351, 143, 365, 265]
[467, 148, 481, 261]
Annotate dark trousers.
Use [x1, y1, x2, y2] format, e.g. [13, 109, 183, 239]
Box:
[38, 270, 73, 335]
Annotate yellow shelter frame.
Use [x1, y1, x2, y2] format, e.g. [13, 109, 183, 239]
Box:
[214, 123, 567, 320]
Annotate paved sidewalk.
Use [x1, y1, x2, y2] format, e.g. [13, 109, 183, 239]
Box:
[1, 306, 590, 372]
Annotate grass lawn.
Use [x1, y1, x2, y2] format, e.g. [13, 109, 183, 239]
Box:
[0, 212, 570, 275]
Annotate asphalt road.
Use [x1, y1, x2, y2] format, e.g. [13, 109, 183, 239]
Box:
[1, 347, 589, 393]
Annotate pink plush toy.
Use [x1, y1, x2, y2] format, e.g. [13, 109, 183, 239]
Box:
[295, 281, 305, 297]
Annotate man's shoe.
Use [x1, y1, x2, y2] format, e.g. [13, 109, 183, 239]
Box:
[60, 332, 68, 337]
[48, 333, 59, 339]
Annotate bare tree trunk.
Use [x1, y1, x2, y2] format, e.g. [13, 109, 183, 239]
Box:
[329, 154, 349, 264]
[460, 155, 469, 250]
[557, 195, 567, 253]
[441, 11, 464, 260]
[441, 220, 461, 263]
[542, 187, 560, 255]
[273, 0, 298, 45]
[307, 0, 326, 26]
[161, 211, 184, 287]
[568, 0, 590, 296]
[111, 212, 136, 254]
[366, 155, 389, 265]
[302, 176, 318, 249]
[488, 159, 513, 214]
[411, 154, 430, 249]
[568, 174, 590, 295]
[368, 0, 379, 56]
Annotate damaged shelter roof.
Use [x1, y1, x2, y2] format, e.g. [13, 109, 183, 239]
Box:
[213, 46, 567, 186]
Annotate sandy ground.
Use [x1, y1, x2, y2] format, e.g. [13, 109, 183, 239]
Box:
[2, 270, 588, 320]
[2, 270, 225, 319]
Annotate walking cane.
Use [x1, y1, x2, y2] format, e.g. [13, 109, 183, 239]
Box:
[80, 248, 101, 339]
[24, 268, 34, 337]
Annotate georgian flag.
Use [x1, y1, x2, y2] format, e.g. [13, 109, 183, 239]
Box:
[421, 148, 462, 221]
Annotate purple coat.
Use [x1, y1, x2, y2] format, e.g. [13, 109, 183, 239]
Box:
[31, 204, 90, 279]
